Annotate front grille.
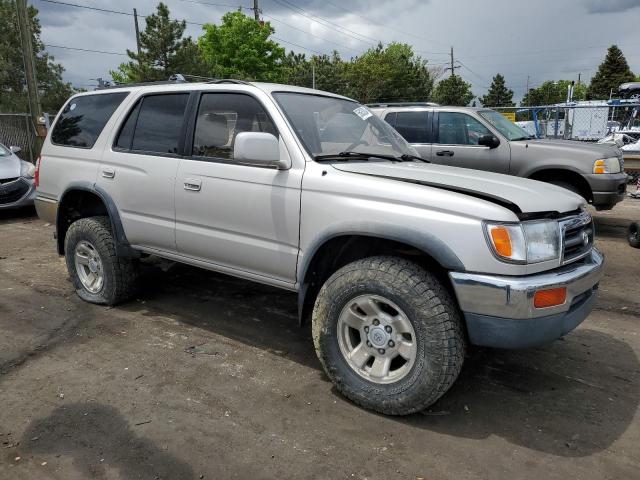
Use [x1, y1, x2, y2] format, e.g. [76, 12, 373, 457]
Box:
[560, 210, 593, 265]
[0, 178, 29, 205]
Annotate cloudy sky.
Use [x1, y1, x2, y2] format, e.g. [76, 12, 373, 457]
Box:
[36, 0, 640, 101]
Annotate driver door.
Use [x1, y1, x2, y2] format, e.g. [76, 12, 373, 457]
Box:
[432, 111, 510, 174]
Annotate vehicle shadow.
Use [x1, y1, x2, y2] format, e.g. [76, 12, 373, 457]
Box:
[21, 403, 195, 479]
[393, 328, 639, 457]
[593, 214, 633, 240]
[0, 206, 37, 223]
[128, 263, 639, 458]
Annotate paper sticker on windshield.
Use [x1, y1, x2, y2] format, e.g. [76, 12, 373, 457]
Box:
[353, 106, 372, 120]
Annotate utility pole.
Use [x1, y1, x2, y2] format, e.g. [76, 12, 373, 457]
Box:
[133, 8, 142, 58]
[577, 73, 581, 86]
[15, 0, 44, 152]
[444, 47, 460, 77]
[252, 0, 260, 21]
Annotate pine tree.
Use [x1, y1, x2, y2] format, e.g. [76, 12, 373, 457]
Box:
[110, 3, 207, 83]
[480, 74, 514, 107]
[587, 45, 635, 100]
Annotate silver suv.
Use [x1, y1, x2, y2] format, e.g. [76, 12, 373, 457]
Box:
[35, 81, 604, 415]
[369, 103, 627, 210]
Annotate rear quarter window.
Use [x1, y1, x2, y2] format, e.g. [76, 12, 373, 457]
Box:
[51, 92, 129, 148]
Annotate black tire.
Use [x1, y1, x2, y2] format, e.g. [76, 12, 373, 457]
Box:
[312, 256, 466, 415]
[629, 222, 640, 248]
[548, 179, 583, 198]
[64, 216, 139, 305]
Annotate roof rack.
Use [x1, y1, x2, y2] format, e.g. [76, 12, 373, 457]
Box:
[206, 79, 251, 85]
[96, 73, 188, 90]
[366, 102, 440, 108]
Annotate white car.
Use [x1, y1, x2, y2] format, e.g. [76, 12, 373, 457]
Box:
[0, 142, 36, 209]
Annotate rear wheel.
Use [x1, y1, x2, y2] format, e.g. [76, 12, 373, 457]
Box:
[629, 222, 640, 248]
[65, 216, 139, 305]
[312, 256, 466, 415]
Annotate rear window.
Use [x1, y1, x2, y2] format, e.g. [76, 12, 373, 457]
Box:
[51, 92, 128, 148]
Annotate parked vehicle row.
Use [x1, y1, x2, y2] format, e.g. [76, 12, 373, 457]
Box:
[35, 80, 604, 415]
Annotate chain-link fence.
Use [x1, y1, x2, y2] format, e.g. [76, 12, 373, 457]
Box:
[494, 103, 640, 141]
[0, 113, 39, 162]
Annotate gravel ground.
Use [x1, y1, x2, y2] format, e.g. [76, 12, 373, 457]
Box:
[0, 199, 639, 480]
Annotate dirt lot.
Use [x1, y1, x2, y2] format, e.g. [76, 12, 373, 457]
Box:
[0, 200, 639, 480]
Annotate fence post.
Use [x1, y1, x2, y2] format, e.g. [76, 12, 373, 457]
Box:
[24, 114, 34, 162]
[554, 107, 560, 139]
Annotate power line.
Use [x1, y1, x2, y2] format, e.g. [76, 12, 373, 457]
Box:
[44, 44, 128, 56]
[268, 0, 374, 45]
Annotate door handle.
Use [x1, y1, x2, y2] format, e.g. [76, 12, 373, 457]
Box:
[183, 178, 202, 192]
[101, 167, 116, 178]
[436, 150, 455, 157]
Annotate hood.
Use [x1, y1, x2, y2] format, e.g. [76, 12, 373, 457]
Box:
[512, 138, 621, 159]
[331, 161, 585, 215]
[0, 153, 21, 180]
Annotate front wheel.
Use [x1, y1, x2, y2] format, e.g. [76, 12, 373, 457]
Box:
[312, 256, 466, 415]
[64, 216, 139, 305]
[629, 222, 640, 248]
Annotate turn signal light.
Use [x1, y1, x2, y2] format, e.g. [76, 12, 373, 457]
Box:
[534, 287, 567, 308]
[593, 159, 606, 174]
[35, 155, 41, 188]
[490, 226, 512, 257]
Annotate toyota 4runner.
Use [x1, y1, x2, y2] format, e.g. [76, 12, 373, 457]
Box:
[35, 80, 604, 415]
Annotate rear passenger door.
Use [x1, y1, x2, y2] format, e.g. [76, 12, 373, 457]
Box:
[384, 110, 432, 159]
[97, 92, 190, 252]
[432, 111, 510, 173]
[174, 91, 302, 285]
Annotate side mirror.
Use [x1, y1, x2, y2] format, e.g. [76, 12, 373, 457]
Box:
[234, 132, 289, 169]
[9, 146, 21, 154]
[478, 134, 500, 149]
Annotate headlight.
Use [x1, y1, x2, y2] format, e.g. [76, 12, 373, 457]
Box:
[20, 161, 36, 178]
[593, 157, 621, 174]
[484, 220, 560, 264]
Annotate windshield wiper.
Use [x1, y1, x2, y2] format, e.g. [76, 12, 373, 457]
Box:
[399, 154, 430, 163]
[313, 151, 429, 163]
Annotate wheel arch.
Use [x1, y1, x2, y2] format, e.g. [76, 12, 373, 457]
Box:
[297, 225, 465, 325]
[527, 168, 593, 201]
[56, 182, 137, 257]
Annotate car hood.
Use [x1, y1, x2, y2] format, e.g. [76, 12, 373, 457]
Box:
[331, 161, 585, 215]
[511, 138, 621, 160]
[0, 154, 20, 180]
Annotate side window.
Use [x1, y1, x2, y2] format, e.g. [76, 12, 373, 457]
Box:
[394, 111, 430, 143]
[51, 92, 128, 148]
[437, 112, 491, 145]
[130, 94, 189, 154]
[192, 93, 277, 160]
[384, 112, 397, 128]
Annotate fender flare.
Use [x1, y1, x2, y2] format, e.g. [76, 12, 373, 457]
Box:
[296, 222, 466, 322]
[56, 181, 138, 257]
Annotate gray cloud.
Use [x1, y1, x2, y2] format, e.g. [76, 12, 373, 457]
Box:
[585, 0, 640, 13]
[35, 0, 640, 101]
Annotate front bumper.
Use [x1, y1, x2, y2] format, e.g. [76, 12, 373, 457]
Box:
[0, 177, 36, 209]
[449, 248, 604, 348]
[582, 173, 627, 209]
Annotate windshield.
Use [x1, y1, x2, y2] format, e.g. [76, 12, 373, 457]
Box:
[273, 92, 417, 159]
[479, 109, 532, 140]
[0, 144, 10, 156]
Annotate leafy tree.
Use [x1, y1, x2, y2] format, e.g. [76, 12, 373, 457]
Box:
[198, 11, 286, 81]
[522, 80, 586, 106]
[432, 75, 474, 106]
[341, 42, 435, 103]
[480, 73, 514, 107]
[110, 2, 207, 83]
[0, 0, 74, 112]
[588, 45, 635, 99]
